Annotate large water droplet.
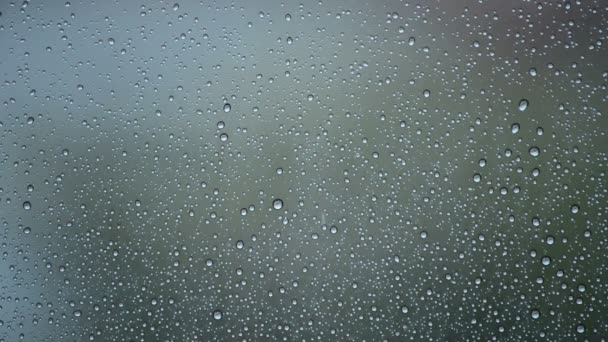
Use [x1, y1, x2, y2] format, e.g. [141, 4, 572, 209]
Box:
[529, 146, 540, 157]
[273, 199, 283, 210]
[518, 99, 529, 111]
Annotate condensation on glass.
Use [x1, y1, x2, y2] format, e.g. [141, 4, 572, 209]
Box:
[0, 0, 606, 341]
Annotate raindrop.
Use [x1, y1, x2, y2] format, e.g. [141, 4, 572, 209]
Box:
[272, 199, 283, 210]
[531, 309, 540, 319]
[529, 146, 540, 157]
[511, 123, 520, 134]
[473, 173, 482, 183]
[518, 99, 529, 111]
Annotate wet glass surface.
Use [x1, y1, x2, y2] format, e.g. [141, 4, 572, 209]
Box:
[0, 0, 607, 340]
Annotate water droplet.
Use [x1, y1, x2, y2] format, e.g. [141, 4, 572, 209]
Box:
[223, 103, 231, 112]
[571, 204, 579, 214]
[531, 309, 540, 319]
[511, 123, 520, 134]
[473, 173, 482, 183]
[23, 201, 31, 210]
[518, 99, 529, 111]
[213, 310, 223, 320]
[536, 127, 544, 136]
[272, 199, 283, 210]
[529, 146, 540, 157]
